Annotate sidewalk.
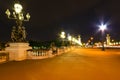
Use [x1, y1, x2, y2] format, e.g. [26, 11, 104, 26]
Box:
[75, 48, 120, 57]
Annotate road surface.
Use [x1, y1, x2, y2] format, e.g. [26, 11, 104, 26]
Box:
[0, 48, 120, 80]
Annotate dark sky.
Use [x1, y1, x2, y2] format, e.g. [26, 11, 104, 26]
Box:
[0, 0, 120, 42]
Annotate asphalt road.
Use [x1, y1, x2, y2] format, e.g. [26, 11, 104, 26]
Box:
[0, 48, 120, 80]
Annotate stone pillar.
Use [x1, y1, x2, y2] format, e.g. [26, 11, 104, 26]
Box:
[5, 43, 32, 61]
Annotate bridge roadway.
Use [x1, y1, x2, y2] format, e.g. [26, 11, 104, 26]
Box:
[0, 48, 120, 80]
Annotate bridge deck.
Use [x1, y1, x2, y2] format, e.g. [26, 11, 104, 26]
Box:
[0, 48, 120, 80]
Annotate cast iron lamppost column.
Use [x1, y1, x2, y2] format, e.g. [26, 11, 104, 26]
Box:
[98, 23, 107, 51]
[5, 1, 30, 42]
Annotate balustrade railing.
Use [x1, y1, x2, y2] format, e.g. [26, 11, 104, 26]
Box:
[27, 47, 67, 59]
[27, 49, 53, 59]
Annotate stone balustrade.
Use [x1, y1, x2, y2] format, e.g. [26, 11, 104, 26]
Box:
[27, 47, 71, 60]
[0, 47, 71, 63]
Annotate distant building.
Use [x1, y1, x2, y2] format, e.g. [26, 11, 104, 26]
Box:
[106, 34, 111, 46]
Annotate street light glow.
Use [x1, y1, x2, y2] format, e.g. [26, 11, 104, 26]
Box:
[60, 31, 66, 39]
[98, 22, 107, 51]
[5, 1, 30, 42]
[68, 35, 72, 41]
[14, 3, 23, 14]
[99, 23, 107, 31]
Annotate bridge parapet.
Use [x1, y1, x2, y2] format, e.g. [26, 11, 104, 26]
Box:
[27, 47, 70, 59]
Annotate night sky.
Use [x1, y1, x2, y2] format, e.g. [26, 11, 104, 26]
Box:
[0, 0, 120, 42]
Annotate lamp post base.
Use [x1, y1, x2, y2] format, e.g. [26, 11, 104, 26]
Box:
[5, 42, 32, 61]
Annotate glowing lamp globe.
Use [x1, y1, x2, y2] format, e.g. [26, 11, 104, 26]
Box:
[99, 24, 107, 31]
[14, 3, 23, 14]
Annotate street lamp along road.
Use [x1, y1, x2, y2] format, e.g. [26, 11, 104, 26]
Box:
[5, 1, 30, 42]
[98, 23, 107, 51]
[67, 34, 72, 46]
[99, 23, 107, 32]
[60, 31, 66, 46]
[60, 31, 66, 39]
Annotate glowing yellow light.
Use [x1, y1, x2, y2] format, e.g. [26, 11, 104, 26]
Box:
[91, 37, 93, 40]
[72, 38, 75, 42]
[60, 31, 66, 39]
[88, 40, 90, 43]
[116, 42, 119, 45]
[5, 9, 11, 16]
[18, 14, 24, 20]
[14, 3, 23, 14]
[68, 35, 72, 41]
[26, 13, 30, 20]
[112, 39, 114, 42]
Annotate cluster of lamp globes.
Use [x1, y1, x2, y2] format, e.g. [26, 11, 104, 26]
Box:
[5, 3, 30, 21]
[60, 31, 81, 45]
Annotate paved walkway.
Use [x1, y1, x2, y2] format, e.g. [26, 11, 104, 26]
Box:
[0, 48, 120, 80]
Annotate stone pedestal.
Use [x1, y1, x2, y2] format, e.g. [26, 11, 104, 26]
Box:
[5, 43, 32, 61]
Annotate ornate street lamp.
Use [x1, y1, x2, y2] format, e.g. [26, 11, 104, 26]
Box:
[68, 35, 72, 41]
[60, 31, 66, 46]
[60, 31, 66, 39]
[5, 1, 30, 42]
[67, 34, 72, 46]
[98, 23, 107, 51]
[78, 35, 82, 46]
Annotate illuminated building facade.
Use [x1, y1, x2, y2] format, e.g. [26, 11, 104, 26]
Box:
[106, 34, 111, 46]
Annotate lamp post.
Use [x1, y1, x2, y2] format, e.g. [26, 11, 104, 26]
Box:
[67, 34, 72, 46]
[90, 37, 94, 48]
[78, 35, 82, 46]
[98, 23, 107, 51]
[5, 1, 30, 42]
[60, 31, 66, 46]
